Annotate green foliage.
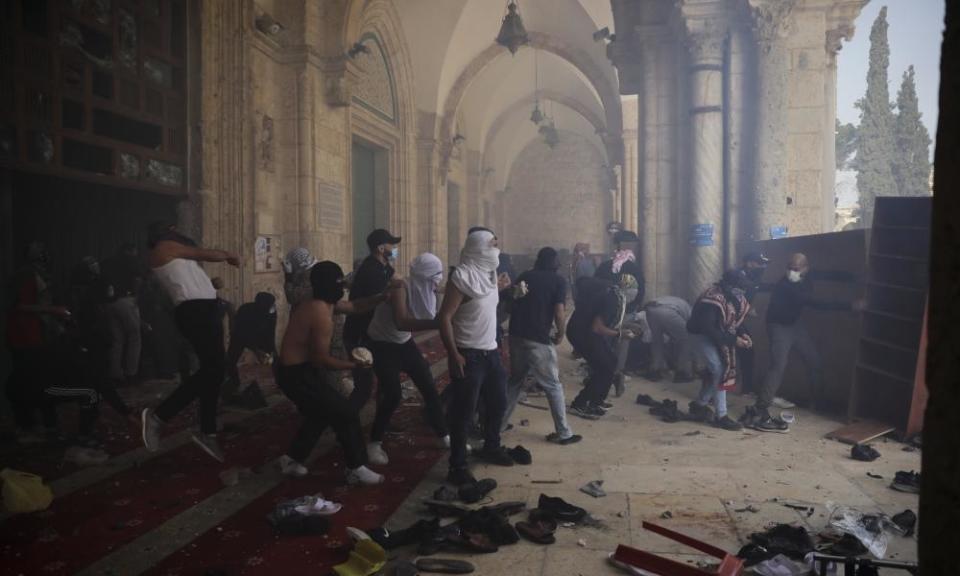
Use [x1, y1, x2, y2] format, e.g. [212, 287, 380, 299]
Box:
[893, 66, 932, 196]
[836, 120, 858, 170]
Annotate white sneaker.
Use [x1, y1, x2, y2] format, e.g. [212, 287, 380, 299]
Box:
[346, 465, 385, 486]
[279, 455, 308, 477]
[141, 408, 162, 452]
[772, 397, 796, 409]
[367, 442, 389, 465]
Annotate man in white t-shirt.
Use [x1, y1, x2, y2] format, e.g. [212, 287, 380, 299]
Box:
[438, 229, 514, 486]
[141, 221, 239, 462]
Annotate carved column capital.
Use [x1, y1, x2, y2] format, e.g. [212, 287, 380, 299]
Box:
[747, 0, 798, 46]
[320, 57, 360, 107]
[684, 21, 726, 64]
[825, 23, 855, 64]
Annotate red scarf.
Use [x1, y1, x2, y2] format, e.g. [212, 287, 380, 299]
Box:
[699, 285, 750, 391]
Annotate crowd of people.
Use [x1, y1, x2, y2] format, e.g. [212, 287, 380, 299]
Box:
[3, 219, 863, 485]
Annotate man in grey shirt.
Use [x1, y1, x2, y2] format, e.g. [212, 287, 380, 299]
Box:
[643, 296, 694, 382]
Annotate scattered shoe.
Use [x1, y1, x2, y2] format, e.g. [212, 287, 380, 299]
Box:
[477, 447, 514, 467]
[507, 445, 532, 465]
[851, 444, 881, 462]
[753, 415, 790, 434]
[687, 401, 715, 424]
[446, 467, 477, 487]
[279, 455, 308, 477]
[635, 393, 655, 406]
[772, 396, 796, 409]
[367, 442, 389, 465]
[515, 519, 557, 545]
[650, 399, 684, 423]
[191, 432, 225, 462]
[891, 509, 917, 536]
[537, 493, 587, 523]
[713, 415, 744, 431]
[346, 465, 385, 486]
[891, 470, 921, 494]
[458, 478, 498, 504]
[579, 480, 606, 498]
[141, 408, 162, 452]
[293, 495, 342, 516]
[546, 432, 582, 445]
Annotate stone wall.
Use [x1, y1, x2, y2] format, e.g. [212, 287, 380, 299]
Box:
[503, 131, 609, 257]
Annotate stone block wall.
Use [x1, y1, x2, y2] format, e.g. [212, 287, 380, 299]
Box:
[503, 131, 609, 257]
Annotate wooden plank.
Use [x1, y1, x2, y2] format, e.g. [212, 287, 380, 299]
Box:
[825, 420, 897, 445]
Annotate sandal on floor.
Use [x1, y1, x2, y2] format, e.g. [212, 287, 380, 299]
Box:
[515, 520, 556, 545]
[415, 558, 476, 574]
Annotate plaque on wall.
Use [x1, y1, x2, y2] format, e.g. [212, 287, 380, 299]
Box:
[319, 181, 345, 231]
[255, 235, 281, 273]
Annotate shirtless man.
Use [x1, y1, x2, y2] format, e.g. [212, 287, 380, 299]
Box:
[276, 260, 387, 485]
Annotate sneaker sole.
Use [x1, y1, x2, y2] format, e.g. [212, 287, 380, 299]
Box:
[191, 434, 225, 463]
[568, 408, 600, 420]
[891, 483, 920, 494]
[141, 408, 158, 452]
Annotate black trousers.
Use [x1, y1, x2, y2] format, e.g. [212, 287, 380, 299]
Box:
[277, 363, 366, 468]
[5, 348, 50, 429]
[369, 339, 447, 442]
[155, 300, 224, 434]
[447, 348, 507, 470]
[567, 328, 617, 407]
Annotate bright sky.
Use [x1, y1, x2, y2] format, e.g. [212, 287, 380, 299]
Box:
[836, 1, 944, 148]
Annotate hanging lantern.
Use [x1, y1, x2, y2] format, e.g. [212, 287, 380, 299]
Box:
[496, 2, 529, 55]
[530, 102, 544, 125]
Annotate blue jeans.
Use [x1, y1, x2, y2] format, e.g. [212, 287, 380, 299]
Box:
[503, 337, 573, 439]
[692, 334, 727, 417]
[447, 349, 507, 470]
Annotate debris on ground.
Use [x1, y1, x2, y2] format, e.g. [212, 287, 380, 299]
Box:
[867, 472, 884, 479]
[739, 524, 815, 565]
[577, 538, 587, 547]
[579, 480, 606, 498]
[891, 509, 917, 537]
[735, 504, 761, 513]
[684, 431, 702, 437]
[519, 419, 529, 427]
[660, 510, 673, 520]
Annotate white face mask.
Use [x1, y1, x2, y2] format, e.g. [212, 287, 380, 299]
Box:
[787, 270, 803, 283]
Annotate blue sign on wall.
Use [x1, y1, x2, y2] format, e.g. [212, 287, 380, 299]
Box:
[690, 223, 714, 247]
[770, 226, 789, 240]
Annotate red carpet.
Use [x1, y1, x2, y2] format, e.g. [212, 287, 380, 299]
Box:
[0, 334, 451, 576]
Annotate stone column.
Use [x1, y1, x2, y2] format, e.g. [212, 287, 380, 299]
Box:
[685, 25, 726, 299]
[748, 0, 796, 241]
[639, 35, 660, 298]
[726, 21, 753, 265]
[620, 95, 639, 235]
[822, 26, 848, 232]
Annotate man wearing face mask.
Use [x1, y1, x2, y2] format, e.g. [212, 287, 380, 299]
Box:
[439, 229, 513, 486]
[747, 253, 864, 432]
[343, 229, 401, 408]
[686, 270, 754, 431]
[222, 292, 278, 404]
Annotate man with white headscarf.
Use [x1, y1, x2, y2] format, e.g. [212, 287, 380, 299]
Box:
[439, 229, 514, 486]
[364, 252, 448, 465]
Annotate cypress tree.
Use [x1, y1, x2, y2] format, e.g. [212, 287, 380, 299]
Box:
[854, 6, 898, 225]
[893, 65, 932, 196]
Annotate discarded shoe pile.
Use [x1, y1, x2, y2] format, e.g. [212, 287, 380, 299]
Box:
[635, 394, 687, 423]
[851, 444, 881, 462]
[890, 470, 920, 494]
[267, 494, 342, 535]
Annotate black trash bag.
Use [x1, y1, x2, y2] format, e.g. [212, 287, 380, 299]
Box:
[743, 524, 815, 564]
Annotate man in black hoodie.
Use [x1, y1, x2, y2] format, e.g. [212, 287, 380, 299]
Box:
[222, 292, 277, 403]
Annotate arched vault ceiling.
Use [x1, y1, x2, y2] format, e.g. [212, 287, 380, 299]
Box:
[395, 0, 617, 120]
[483, 101, 606, 192]
[459, 48, 604, 149]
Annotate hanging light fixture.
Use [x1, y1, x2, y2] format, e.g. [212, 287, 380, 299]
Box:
[530, 50, 543, 125]
[539, 99, 559, 149]
[496, 1, 529, 55]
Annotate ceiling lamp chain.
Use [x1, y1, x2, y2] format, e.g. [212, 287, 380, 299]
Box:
[530, 49, 544, 125]
[496, 1, 529, 55]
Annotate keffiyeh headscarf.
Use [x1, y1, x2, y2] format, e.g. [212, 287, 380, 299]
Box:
[283, 247, 317, 275]
[451, 230, 500, 300]
[409, 252, 444, 320]
[611, 249, 636, 274]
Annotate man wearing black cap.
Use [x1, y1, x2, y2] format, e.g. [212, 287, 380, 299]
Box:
[343, 229, 401, 407]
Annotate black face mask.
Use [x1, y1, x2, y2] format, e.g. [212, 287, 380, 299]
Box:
[311, 261, 346, 304]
